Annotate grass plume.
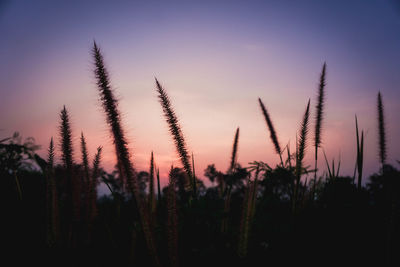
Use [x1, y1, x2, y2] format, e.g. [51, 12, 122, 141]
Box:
[93, 42, 160, 266]
[60, 106, 74, 171]
[258, 98, 283, 165]
[148, 151, 156, 214]
[314, 63, 327, 159]
[80, 132, 90, 194]
[155, 78, 193, 189]
[59, 106, 81, 223]
[377, 91, 387, 170]
[46, 137, 58, 246]
[228, 127, 240, 174]
[296, 100, 311, 178]
[93, 41, 136, 193]
[293, 100, 311, 209]
[313, 63, 326, 193]
[87, 146, 102, 240]
[48, 137, 55, 168]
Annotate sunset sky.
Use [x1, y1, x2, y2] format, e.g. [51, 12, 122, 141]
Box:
[1, 0, 400, 189]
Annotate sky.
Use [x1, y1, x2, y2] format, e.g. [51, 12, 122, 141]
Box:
[1, 0, 400, 189]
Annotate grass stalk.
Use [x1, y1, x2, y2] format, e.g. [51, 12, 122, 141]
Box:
[155, 78, 193, 191]
[313, 63, 327, 197]
[377, 91, 386, 171]
[149, 151, 156, 214]
[355, 115, 364, 190]
[93, 42, 160, 266]
[60, 106, 81, 224]
[80, 132, 90, 199]
[293, 100, 311, 212]
[46, 137, 58, 246]
[258, 98, 283, 166]
[167, 166, 179, 267]
[228, 127, 240, 174]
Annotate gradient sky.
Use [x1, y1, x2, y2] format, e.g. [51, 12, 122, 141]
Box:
[1, 0, 400, 189]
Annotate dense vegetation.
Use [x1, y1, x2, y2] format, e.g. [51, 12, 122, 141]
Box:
[2, 43, 399, 267]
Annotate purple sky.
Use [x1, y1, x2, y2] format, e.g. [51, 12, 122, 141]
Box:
[1, 0, 400, 188]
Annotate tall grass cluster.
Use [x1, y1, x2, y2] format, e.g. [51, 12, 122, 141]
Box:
[1, 43, 399, 267]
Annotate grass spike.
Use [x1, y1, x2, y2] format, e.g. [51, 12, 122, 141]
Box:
[80, 132, 90, 193]
[46, 137, 58, 246]
[87, 146, 102, 240]
[293, 99, 311, 210]
[60, 106, 74, 171]
[229, 127, 240, 174]
[377, 91, 387, 170]
[155, 78, 193, 190]
[93, 42, 160, 267]
[258, 98, 283, 166]
[313, 63, 327, 195]
[59, 106, 81, 224]
[149, 151, 156, 214]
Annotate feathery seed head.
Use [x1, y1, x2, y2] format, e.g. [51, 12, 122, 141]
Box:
[60, 106, 73, 170]
[314, 62, 326, 152]
[377, 91, 387, 167]
[155, 78, 193, 183]
[258, 98, 282, 156]
[229, 127, 240, 174]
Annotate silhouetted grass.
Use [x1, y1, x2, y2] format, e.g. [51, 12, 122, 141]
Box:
[2, 43, 400, 267]
[60, 106, 74, 171]
[87, 146, 102, 241]
[149, 151, 156, 216]
[167, 166, 179, 267]
[93, 42, 160, 267]
[229, 127, 240, 174]
[45, 137, 58, 246]
[258, 98, 283, 166]
[313, 63, 326, 196]
[377, 92, 386, 170]
[355, 115, 364, 190]
[157, 167, 161, 201]
[294, 99, 310, 210]
[59, 106, 81, 225]
[80, 132, 90, 198]
[155, 78, 193, 191]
